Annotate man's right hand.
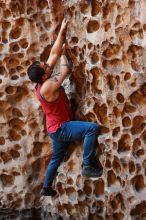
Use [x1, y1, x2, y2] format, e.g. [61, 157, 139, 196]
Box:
[60, 18, 68, 32]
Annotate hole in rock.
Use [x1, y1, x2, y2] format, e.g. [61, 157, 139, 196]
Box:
[132, 138, 141, 154]
[124, 102, 136, 113]
[87, 20, 100, 33]
[33, 142, 43, 157]
[112, 127, 120, 137]
[18, 54, 24, 59]
[0, 92, 3, 97]
[111, 199, 118, 211]
[141, 83, 146, 95]
[2, 20, 11, 30]
[65, 187, 76, 196]
[112, 157, 121, 173]
[143, 24, 146, 31]
[85, 112, 96, 122]
[90, 52, 99, 64]
[104, 22, 111, 32]
[103, 2, 116, 18]
[37, 0, 48, 9]
[80, 2, 89, 14]
[105, 160, 111, 169]
[9, 149, 20, 159]
[12, 44, 20, 52]
[12, 171, 20, 176]
[71, 37, 78, 44]
[7, 194, 13, 201]
[122, 117, 131, 127]
[94, 179, 104, 196]
[0, 66, 6, 75]
[27, 7, 34, 15]
[20, 72, 26, 77]
[129, 161, 135, 174]
[133, 116, 144, 128]
[4, 9, 11, 18]
[83, 180, 92, 196]
[132, 175, 145, 192]
[116, 93, 125, 103]
[1, 174, 15, 186]
[12, 108, 23, 117]
[1, 152, 12, 163]
[56, 182, 65, 194]
[13, 198, 23, 209]
[131, 123, 145, 135]
[10, 27, 21, 39]
[77, 190, 84, 198]
[141, 130, 146, 144]
[14, 144, 21, 150]
[118, 134, 131, 153]
[107, 170, 117, 186]
[19, 38, 29, 49]
[101, 126, 109, 134]
[0, 137, 5, 145]
[113, 106, 121, 118]
[130, 201, 146, 216]
[107, 75, 116, 90]
[27, 176, 33, 184]
[9, 118, 24, 127]
[91, 1, 101, 16]
[103, 44, 120, 58]
[5, 86, 16, 94]
[16, 65, 23, 72]
[0, 100, 9, 110]
[115, 14, 122, 27]
[124, 72, 131, 81]
[113, 212, 124, 220]
[8, 129, 21, 141]
[88, 42, 93, 49]
[97, 104, 107, 124]
[136, 149, 145, 157]
[131, 82, 136, 87]
[67, 177, 73, 185]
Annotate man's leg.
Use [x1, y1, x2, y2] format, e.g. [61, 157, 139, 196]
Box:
[49, 121, 102, 177]
[41, 140, 70, 196]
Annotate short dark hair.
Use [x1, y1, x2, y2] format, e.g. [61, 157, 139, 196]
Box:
[27, 61, 45, 84]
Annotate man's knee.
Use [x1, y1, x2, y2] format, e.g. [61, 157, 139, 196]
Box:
[90, 122, 100, 134]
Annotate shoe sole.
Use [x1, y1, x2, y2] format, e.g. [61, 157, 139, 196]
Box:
[81, 171, 103, 178]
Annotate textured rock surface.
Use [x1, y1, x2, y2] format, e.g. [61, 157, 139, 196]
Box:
[0, 0, 146, 219]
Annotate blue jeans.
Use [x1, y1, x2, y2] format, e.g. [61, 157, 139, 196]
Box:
[43, 121, 100, 187]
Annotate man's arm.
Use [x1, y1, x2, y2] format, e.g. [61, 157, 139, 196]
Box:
[49, 54, 70, 90]
[46, 19, 68, 68]
[41, 54, 71, 96]
[54, 54, 70, 83]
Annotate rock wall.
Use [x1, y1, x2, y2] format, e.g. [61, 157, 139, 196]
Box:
[0, 0, 146, 219]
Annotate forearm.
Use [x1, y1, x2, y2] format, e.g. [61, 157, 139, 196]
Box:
[60, 55, 69, 74]
[51, 28, 66, 56]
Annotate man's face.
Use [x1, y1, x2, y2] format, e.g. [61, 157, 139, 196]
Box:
[40, 61, 52, 81]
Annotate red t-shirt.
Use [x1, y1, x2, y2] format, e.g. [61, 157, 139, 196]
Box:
[35, 83, 73, 133]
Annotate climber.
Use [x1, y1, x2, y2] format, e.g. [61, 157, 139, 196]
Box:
[27, 18, 103, 196]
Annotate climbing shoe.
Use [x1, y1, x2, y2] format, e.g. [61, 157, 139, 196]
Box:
[81, 166, 103, 178]
[40, 186, 57, 197]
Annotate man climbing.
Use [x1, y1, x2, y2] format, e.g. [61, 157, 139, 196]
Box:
[27, 18, 103, 196]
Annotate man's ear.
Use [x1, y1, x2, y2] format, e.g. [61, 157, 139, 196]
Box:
[42, 73, 46, 81]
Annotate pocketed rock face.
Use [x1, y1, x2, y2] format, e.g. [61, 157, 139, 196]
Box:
[0, 0, 146, 219]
